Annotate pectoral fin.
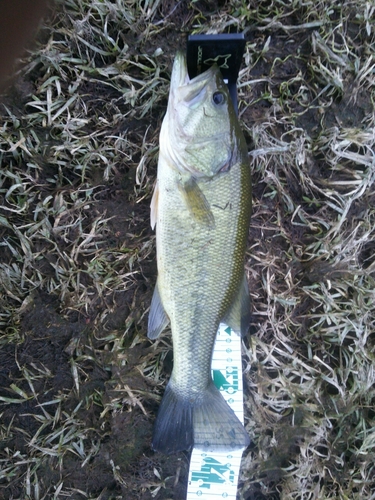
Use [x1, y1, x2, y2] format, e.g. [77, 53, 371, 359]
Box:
[223, 274, 251, 336]
[148, 280, 169, 339]
[150, 181, 159, 230]
[178, 177, 215, 228]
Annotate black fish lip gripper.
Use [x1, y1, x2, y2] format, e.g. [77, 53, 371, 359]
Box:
[186, 33, 246, 115]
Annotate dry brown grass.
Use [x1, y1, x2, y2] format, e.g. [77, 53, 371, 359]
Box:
[0, 0, 374, 499]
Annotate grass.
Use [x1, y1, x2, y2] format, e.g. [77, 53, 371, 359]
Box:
[0, 0, 375, 499]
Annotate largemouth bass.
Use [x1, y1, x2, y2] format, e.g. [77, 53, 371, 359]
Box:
[148, 52, 251, 454]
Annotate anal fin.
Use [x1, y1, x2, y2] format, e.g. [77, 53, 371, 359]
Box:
[223, 274, 251, 336]
[148, 280, 169, 340]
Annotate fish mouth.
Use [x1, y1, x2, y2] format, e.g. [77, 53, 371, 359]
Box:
[170, 52, 220, 105]
[170, 51, 189, 90]
[163, 53, 234, 178]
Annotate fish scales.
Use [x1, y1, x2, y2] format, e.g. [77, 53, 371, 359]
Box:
[148, 52, 252, 454]
[157, 154, 249, 388]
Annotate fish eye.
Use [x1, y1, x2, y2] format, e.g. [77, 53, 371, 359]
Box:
[212, 91, 226, 106]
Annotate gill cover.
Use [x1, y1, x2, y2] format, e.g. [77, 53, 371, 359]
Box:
[159, 52, 242, 178]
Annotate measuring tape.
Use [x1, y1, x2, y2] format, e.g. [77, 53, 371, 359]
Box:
[187, 323, 247, 499]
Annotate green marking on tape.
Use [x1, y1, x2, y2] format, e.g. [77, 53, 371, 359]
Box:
[191, 456, 235, 489]
[212, 367, 239, 393]
[212, 370, 227, 391]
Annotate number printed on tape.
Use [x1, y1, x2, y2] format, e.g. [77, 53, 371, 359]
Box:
[187, 448, 245, 499]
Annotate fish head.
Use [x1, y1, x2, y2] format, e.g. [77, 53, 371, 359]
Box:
[161, 52, 244, 178]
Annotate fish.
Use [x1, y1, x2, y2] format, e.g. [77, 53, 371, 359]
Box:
[147, 51, 252, 454]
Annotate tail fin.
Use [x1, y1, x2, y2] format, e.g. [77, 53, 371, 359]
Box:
[152, 381, 250, 454]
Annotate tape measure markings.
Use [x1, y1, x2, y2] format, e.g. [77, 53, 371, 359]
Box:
[187, 323, 247, 499]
